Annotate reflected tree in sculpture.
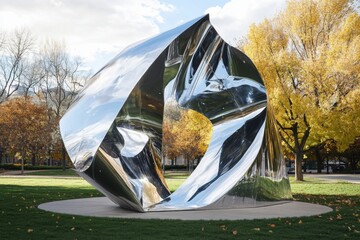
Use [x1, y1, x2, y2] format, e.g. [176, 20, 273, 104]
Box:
[60, 15, 292, 212]
[163, 100, 213, 169]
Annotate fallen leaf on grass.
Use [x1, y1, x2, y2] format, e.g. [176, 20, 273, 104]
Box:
[298, 220, 303, 224]
[232, 229, 238, 236]
[339, 199, 354, 206]
[267, 224, 276, 228]
[219, 225, 227, 231]
[27, 229, 33, 233]
[253, 228, 260, 231]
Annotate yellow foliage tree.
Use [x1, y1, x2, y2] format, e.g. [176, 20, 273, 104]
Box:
[162, 99, 213, 170]
[242, 0, 360, 180]
[0, 97, 53, 174]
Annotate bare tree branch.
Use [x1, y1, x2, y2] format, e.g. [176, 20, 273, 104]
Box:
[0, 29, 33, 102]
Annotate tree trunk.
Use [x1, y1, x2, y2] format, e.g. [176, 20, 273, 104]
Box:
[295, 151, 303, 181]
[31, 152, 36, 166]
[315, 147, 322, 173]
[48, 148, 52, 166]
[326, 157, 330, 174]
[21, 149, 25, 175]
[337, 155, 341, 169]
[350, 154, 356, 172]
[62, 142, 66, 171]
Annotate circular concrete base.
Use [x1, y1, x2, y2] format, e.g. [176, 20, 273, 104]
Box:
[38, 197, 332, 220]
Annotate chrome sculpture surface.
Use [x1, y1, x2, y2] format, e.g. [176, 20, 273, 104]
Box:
[60, 15, 292, 212]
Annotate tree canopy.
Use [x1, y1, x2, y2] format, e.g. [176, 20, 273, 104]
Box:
[242, 0, 360, 180]
[0, 97, 52, 173]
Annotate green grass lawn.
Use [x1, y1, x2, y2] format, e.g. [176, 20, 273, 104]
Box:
[26, 169, 79, 177]
[0, 176, 359, 239]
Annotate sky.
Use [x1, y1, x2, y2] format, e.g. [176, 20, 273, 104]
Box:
[0, 0, 286, 72]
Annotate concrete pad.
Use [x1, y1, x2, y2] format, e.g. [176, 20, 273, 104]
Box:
[38, 197, 332, 220]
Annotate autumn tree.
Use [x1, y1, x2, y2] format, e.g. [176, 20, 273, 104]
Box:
[242, 0, 360, 180]
[162, 99, 213, 171]
[0, 97, 52, 174]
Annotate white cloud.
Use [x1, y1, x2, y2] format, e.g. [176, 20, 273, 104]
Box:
[206, 0, 286, 45]
[0, 0, 174, 69]
[0, 0, 286, 71]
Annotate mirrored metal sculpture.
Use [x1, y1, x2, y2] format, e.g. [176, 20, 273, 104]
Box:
[60, 15, 292, 212]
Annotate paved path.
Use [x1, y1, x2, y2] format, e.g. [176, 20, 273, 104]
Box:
[304, 174, 360, 184]
[38, 197, 332, 220]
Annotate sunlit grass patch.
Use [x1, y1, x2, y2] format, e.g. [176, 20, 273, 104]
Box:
[289, 176, 360, 195]
[26, 169, 79, 177]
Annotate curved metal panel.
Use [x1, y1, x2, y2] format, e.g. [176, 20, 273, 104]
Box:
[60, 15, 208, 172]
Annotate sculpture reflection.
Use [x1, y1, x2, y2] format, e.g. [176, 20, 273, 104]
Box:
[60, 15, 292, 212]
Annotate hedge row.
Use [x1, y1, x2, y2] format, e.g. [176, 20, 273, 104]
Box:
[0, 164, 189, 171]
[164, 165, 189, 171]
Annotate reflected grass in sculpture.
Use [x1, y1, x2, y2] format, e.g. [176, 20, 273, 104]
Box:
[229, 176, 293, 201]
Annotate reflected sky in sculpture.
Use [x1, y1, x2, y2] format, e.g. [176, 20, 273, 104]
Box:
[60, 15, 291, 212]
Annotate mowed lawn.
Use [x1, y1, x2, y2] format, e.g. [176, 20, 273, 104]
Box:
[0, 174, 359, 239]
